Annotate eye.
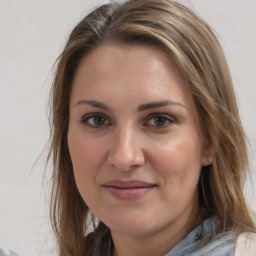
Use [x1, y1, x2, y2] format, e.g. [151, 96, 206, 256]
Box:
[145, 114, 174, 128]
[81, 113, 111, 127]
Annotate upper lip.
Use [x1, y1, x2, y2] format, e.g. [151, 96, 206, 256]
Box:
[103, 180, 156, 189]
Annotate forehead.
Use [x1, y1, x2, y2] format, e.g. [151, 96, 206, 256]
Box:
[75, 44, 173, 81]
[71, 44, 191, 102]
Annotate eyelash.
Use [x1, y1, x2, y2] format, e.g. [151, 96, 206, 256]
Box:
[81, 113, 176, 129]
[81, 113, 111, 128]
[144, 113, 175, 128]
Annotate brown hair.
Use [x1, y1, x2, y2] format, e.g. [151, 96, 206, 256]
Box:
[48, 0, 255, 255]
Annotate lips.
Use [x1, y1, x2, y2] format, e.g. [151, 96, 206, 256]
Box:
[102, 180, 156, 200]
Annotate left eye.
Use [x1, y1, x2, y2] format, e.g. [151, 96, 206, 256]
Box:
[145, 114, 174, 127]
[81, 114, 110, 127]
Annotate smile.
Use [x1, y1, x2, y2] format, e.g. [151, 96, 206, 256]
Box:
[102, 180, 157, 200]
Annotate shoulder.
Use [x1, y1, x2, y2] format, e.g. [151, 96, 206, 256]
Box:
[235, 232, 256, 256]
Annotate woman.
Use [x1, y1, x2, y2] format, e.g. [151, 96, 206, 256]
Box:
[48, 0, 256, 255]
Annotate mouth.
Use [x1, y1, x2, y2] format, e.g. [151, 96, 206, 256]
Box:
[102, 180, 157, 200]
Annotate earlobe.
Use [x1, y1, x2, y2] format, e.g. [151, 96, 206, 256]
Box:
[201, 143, 215, 166]
[201, 156, 213, 166]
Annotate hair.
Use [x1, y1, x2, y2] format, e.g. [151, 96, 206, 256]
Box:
[48, 0, 256, 255]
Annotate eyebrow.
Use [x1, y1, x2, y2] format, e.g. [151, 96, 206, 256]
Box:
[75, 100, 110, 110]
[75, 99, 185, 111]
[138, 100, 185, 111]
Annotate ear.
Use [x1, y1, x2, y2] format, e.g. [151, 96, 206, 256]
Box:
[201, 140, 215, 166]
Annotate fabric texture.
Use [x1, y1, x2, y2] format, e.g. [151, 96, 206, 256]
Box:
[165, 216, 236, 256]
[0, 248, 20, 256]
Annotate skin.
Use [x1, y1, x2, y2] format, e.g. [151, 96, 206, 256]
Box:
[68, 45, 213, 256]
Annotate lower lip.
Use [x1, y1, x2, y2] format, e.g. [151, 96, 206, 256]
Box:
[103, 186, 155, 200]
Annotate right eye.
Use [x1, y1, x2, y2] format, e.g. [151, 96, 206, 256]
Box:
[81, 114, 111, 127]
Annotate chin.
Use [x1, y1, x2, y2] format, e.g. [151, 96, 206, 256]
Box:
[101, 211, 161, 237]
[110, 223, 155, 237]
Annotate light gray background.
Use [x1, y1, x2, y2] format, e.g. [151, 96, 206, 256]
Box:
[0, 0, 255, 255]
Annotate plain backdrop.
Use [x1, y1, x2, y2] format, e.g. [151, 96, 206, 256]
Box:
[0, 0, 255, 255]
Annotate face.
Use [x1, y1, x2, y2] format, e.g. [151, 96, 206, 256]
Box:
[68, 45, 212, 239]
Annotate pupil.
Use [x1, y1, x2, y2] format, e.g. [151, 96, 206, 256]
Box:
[94, 116, 105, 125]
[154, 116, 166, 126]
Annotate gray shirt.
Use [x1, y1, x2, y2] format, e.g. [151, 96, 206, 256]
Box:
[166, 216, 236, 256]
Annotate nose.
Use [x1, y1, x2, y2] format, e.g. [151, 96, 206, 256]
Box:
[106, 125, 145, 171]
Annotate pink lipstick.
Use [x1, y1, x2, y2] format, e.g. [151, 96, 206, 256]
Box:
[102, 180, 156, 200]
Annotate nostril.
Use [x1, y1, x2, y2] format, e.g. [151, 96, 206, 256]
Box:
[106, 148, 145, 171]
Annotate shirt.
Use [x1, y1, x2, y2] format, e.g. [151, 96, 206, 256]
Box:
[166, 216, 236, 256]
[0, 248, 20, 256]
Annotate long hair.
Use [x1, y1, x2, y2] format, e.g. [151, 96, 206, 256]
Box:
[48, 0, 255, 255]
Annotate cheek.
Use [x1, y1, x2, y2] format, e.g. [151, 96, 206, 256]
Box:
[68, 130, 105, 170]
[149, 134, 202, 192]
[67, 132, 105, 198]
